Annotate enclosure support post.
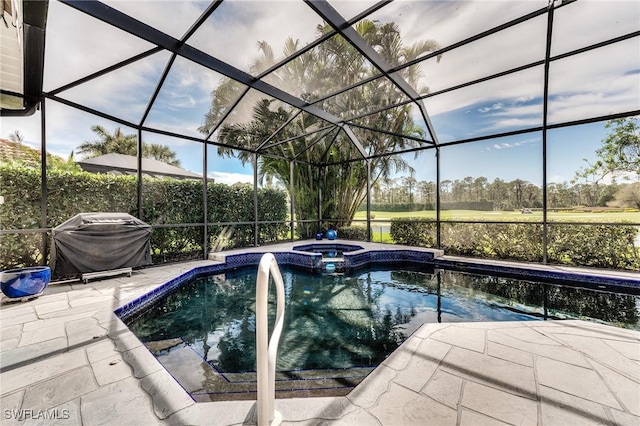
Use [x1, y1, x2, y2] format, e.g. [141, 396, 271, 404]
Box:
[541, 1, 555, 264]
[136, 128, 143, 220]
[203, 143, 208, 259]
[254, 153, 259, 247]
[40, 98, 48, 265]
[289, 161, 295, 242]
[436, 147, 441, 249]
[366, 160, 371, 242]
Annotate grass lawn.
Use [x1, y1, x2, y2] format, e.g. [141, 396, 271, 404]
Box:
[353, 210, 640, 223]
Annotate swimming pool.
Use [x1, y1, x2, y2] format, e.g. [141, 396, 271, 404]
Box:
[124, 264, 639, 401]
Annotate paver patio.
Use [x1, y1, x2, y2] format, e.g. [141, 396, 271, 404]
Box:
[1, 257, 638, 425]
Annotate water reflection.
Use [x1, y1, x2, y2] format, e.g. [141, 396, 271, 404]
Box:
[127, 266, 639, 374]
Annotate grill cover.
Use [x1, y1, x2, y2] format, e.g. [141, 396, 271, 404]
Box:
[51, 213, 152, 276]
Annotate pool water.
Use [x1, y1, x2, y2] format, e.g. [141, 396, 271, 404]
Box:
[127, 266, 639, 384]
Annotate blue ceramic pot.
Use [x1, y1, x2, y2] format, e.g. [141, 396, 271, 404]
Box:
[326, 229, 337, 240]
[1, 266, 51, 299]
[315, 232, 323, 240]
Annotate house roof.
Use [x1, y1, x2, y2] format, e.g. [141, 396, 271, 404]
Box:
[0, 138, 41, 164]
[77, 153, 201, 180]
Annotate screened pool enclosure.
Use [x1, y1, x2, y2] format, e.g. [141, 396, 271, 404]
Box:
[1, 0, 639, 273]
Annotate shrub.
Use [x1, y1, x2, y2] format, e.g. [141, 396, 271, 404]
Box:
[0, 163, 288, 271]
[389, 218, 639, 270]
[390, 218, 436, 247]
[337, 225, 368, 241]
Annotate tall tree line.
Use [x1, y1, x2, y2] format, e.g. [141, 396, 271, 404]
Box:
[371, 176, 637, 210]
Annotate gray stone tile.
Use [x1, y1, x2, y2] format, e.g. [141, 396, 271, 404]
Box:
[413, 322, 449, 340]
[66, 288, 102, 300]
[1, 349, 87, 395]
[65, 317, 107, 348]
[165, 401, 256, 426]
[347, 364, 396, 409]
[22, 313, 97, 332]
[605, 339, 640, 361]
[38, 303, 109, 320]
[0, 391, 26, 426]
[369, 382, 457, 425]
[0, 337, 70, 376]
[91, 310, 119, 326]
[609, 408, 640, 426]
[422, 370, 463, 410]
[140, 369, 195, 419]
[42, 284, 75, 296]
[459, 409, 511, 426]
[329, 407, 381, 425]
[589, 359, 640, 416]
[0, 389, 24, 411]
[462, 381, 537, 426]
[112, 331, 144, 352]
[90, 354, 133, 386]
[431, 325, 486, 353]
[19, 323, 66, 347]
[22, 366, 97, 411]
[441, 346, 537, 398]
[493, 325, 562, 346]
[0, 304, 35, 320]
[101, 316, 130, 333]
[1, 324, 23, 341]
[393, 338, 451, 392]
[0, 337, 19, 352]
[34, 300, 70, 316]
[536, 356, 622, 410]
[23, 399, 82, 426]
[537, 321, 640, 342]
[487, 341, 534, 367]
[85, 339, 118, 363]
[277, 396, 356, 421]
[488, 328, 590, 368]
[0, 311, 38, 327]
[122, 345, 163, 378]
[381, 334, 423, 371]
[539, 385, 611, 425]
[68, 295, 115, 309]
[80, 377, 161, 426]
[553, 333, 640, 382]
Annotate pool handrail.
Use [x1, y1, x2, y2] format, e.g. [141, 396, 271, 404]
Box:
[256, 253, 285, 426]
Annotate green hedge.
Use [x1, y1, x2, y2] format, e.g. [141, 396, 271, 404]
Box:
[336, 225, 368, 241]
[0, 163, 288, 271]
[390, 218, 640, 270]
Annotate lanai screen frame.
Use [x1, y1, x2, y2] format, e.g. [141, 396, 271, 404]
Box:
[3, 0, 639, 267]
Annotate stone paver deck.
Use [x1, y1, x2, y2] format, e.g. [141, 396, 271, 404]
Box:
[1, 257, 639, 425]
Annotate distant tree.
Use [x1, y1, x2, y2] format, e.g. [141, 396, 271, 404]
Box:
[7, 130, 24, 144]
[77, 125, 181, 167]
[609, 182, 640, 210]
[575, 117, 640, 183]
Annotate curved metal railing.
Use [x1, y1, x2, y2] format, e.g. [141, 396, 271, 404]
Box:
[256, 253, 285, 426]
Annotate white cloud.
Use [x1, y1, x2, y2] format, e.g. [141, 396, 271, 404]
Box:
[4, 0, 638, 166]
[478, 103, 504, 113]
[207, 171, 253, 185]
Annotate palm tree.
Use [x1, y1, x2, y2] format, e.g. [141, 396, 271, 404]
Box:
[200, 20, 440, 236]
[7, 130, 24, 144]
[76, 126, 181, 166]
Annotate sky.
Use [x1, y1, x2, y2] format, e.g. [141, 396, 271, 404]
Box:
[1, 0, 639, 186]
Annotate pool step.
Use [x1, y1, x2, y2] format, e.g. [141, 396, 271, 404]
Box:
[146, 339, 374, 402]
